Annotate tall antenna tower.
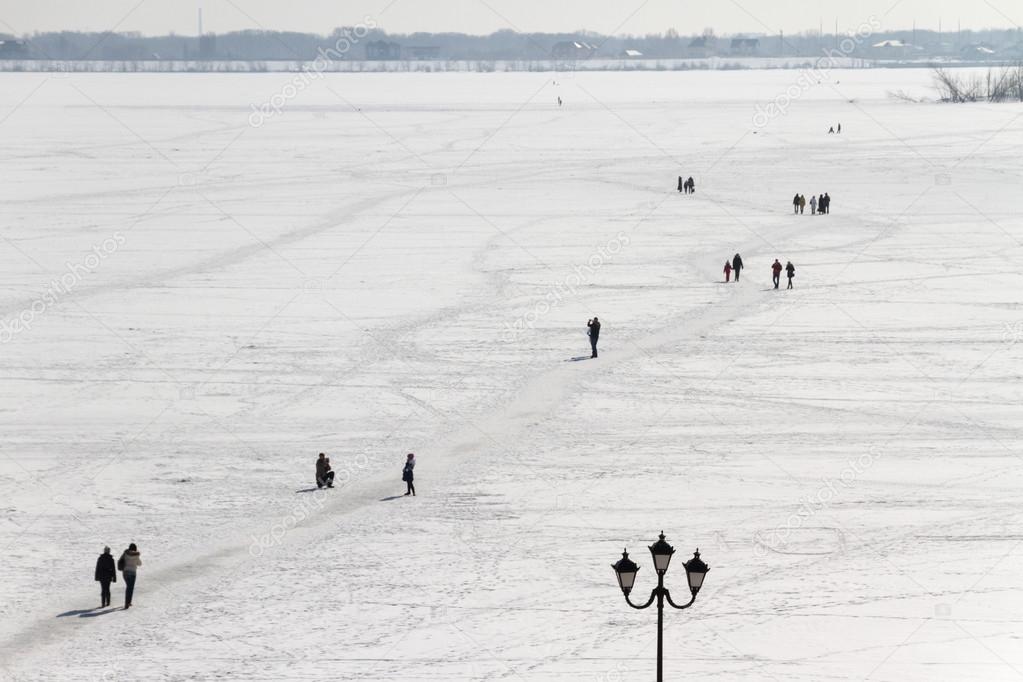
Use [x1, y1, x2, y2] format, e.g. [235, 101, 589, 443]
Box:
[198, 7, 203, 37]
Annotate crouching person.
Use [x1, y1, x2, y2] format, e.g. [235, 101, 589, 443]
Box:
[316, 452, 335, 489]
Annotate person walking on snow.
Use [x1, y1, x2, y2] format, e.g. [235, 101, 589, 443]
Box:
[823, 193, 831, 214]
[809, 195, 818, 215]
[95, 546, 116, 608]
[402, 453, 416, 496]
[792, 193, 800, 214]
[118, 543, 141, 609]
[732, 254, 744, 282]
[724, 261, 733, 283]
[316, 452, 334, 489]
[772, 259, 783, 289]
[678, 176, 684, 193]
[587, 317, 601, 358]
[786, 261, 796, 289]
[686, 177, 695, 194]
[799, 195, 806, 214]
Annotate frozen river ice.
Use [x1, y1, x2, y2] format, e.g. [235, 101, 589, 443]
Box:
[1, 68, 1022, 680]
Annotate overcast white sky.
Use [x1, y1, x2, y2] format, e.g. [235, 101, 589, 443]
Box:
[1, 0, 1019, 37]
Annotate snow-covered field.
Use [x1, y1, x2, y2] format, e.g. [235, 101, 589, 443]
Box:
[1, 68, 1022, 680]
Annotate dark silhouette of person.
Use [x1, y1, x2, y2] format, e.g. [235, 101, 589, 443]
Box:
[316, 453, 334, 489]
[678, 176, 684, 193]
[786, 261, 795, 289]
[588, 317, 601, 358]
[732, 254, 744, 282]
[95, 546, 116, 608]
[823, 193, 831, 214]
[686, 177, 695, 194]
[403, 453, 416, 496]
[792, 193, 800, 214]
[772, 259, 783, 289]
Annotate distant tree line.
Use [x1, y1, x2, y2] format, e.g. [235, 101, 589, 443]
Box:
[2, 26, 1022, 62]
[933, 64, 1023, 102]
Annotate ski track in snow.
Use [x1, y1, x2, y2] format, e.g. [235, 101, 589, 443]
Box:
[1, 69, 1023, 681]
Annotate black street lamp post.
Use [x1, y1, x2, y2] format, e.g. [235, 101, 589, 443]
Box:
[611, 532, 709, 681]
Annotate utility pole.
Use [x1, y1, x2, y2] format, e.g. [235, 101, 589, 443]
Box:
[198, 7, 203, 36]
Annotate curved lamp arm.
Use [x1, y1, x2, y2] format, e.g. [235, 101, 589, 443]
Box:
[664, 589, 696, 610]
[624, 589, 657, 610]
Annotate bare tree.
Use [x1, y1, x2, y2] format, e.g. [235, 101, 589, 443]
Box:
[933, 67, 982, 102]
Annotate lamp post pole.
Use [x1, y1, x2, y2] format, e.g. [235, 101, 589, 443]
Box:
[656, 569, 664, 681]
[611, 532, 709, 682]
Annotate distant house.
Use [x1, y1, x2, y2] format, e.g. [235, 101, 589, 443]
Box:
[621, 49, 643, 59]
[688, 36, 715, 58]
[552, 41, 597, 60]
[404, 46, 441, 60]
[871, 39, 912, 58]
[365, 40, 402, 60]
[730, 38, 760, 56]
[960, 43, 997, 59]
[0, 39, 29, 58]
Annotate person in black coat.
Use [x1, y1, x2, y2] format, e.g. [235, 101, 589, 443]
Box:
[687, 177, 696, 194]
[587, 317, 601, 358]
[402, 453, 416, 496]
[678, 176, 684, 193]
[732, 254, 744, 282]
[95, 546, 116, 608]
[785, 261, 796, 289]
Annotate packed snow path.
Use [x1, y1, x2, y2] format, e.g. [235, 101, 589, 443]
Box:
[1, 70, 1022, 680]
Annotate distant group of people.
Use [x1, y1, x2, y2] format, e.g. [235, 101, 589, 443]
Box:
[677, 176, 696, 194]
[94, 544, 141, 610]
[724, 254, 796, 289]
[792, 193, 831, 215]
[828, 122, 842, 134]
